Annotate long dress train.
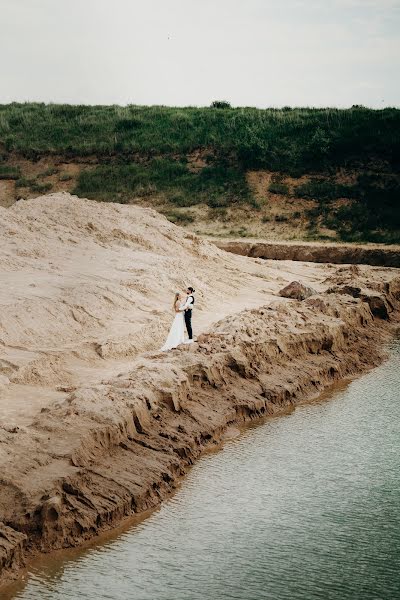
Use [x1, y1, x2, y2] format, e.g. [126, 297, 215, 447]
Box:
[161, 304, 185, 351]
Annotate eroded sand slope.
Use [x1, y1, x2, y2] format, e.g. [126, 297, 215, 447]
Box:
[1, 193, 350, 428]
[1, 193, 399, 584]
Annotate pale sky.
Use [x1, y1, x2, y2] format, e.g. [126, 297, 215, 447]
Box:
[1, 0, 399, 108]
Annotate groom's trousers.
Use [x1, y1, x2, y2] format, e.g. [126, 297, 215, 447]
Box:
[184, 309, 193, 340]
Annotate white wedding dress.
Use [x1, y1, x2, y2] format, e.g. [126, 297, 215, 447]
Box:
[161, 304, 185, 351]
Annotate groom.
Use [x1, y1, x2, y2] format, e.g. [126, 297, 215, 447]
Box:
[182, 286, 195, 344]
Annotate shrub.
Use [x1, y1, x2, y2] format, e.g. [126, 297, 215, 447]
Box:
[287, 167, 304, 178]
[59, 172, 73, 181]
[169, 192, 194, 207]
[0, 165, 21, 179]
[268, 182, 289, 195]
[15, 177, 35, 187]
[15, 177, 51, 193]
[207, 196, 228, 208]
[295, 179, 357, 201]
[306, 127, 331, 160]
[228, 228, 249, 237]
[210, 100, 231, 109]
[165, 210, 194, 225]
[237, 227, 249, 237]
[30, 181, 53, 193]
[275, 214, 288, 222]
[38, 167, 59, 178]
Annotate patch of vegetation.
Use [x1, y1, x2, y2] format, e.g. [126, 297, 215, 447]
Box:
[38, 167, 59, 178]
[59, 172, 73, 181]
[73, 158, 254, 208]
[275, 214, 288, 222]
[210, 100, 232, 109]
[294, 179, 357, 201]
[268, 182, 290, 195]
[15, 177, 36, 188]
[30, 181, 53, 193]
[164, 210, 194, 225]
[228, 227, 250, 237]
[15, 176, 52, 194]
[0, 165, 21, 179]
[306, 173, 400, 243]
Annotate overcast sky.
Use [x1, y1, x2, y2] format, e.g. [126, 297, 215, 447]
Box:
[1, 0, 399, 108]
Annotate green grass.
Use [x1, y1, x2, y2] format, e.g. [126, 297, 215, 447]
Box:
[0, 164, 21, 179]
[15, 176, 35, 188]
[73, 158, 253, 208]
[0, 103, 399, 173]
[30, 181, 52, 193]
[15, 176, 52, 193]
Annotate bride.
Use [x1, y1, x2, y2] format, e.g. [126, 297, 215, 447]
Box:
[161, 292, 186, 351]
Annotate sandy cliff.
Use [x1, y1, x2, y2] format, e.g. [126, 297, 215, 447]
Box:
[1, 193, 399, 585]
[212, 240, 400, 267]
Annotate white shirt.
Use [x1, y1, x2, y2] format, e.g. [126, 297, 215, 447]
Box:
[182, 295, 194, 311]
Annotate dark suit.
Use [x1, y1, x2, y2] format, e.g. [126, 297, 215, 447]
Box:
[184, 295, 194, 339]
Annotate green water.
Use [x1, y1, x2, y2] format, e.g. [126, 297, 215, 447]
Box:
[5, 341, 400, 600]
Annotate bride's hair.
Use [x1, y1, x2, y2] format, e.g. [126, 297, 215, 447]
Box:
[173, 292, 180, 310]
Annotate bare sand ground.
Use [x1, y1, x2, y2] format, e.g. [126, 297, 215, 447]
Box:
[0, 193, 336, 429]
[1, 193, 399, 585]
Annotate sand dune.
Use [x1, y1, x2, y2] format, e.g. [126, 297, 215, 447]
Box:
[0, 192, 332, 427]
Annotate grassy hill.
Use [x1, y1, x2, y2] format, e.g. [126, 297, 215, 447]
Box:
[1, 103, 399, 243]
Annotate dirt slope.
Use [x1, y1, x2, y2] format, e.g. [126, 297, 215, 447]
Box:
[212, 239, 400, 267]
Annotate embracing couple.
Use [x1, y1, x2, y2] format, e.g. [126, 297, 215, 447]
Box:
[161, 287, 195, 352]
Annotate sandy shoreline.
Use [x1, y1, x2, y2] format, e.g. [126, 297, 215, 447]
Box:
[1, 193, 399, 587]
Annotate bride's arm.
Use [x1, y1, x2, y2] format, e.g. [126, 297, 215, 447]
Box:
[181, 296, 193, 311]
